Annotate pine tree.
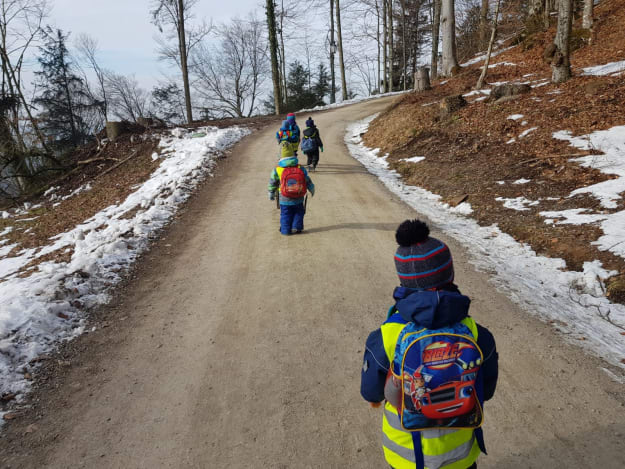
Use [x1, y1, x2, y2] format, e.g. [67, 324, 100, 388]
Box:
[34, 29, 97, 151]
[313, 64, 331, 105]
[285, 61, 317, 111]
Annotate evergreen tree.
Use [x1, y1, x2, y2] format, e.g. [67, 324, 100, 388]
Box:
[313, 64, 331, 105]
[285, 61, 317, 112]
[34, 28, 97, 151]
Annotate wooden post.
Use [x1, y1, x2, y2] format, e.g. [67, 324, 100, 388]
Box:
[414, 66, 431, 91]
[106, 121, 122, 141]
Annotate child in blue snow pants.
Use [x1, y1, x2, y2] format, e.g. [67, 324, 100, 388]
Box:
[279, 203, 305, 235]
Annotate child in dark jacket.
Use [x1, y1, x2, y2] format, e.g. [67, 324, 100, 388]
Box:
[361, 220, 498, 469]
[268, 145, 315, 235]
[301, 117, 324, 171]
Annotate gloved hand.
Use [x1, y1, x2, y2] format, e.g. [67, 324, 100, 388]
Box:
[309, 187, 315, 197]
[320, 147, 324, 152]
[269, 191, 275, 201]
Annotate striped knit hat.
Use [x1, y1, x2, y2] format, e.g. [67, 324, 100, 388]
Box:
[394, 220, 454, 290]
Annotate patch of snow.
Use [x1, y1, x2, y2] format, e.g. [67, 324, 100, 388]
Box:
[519, 127, 538, 138]
[521, 121, 528, 126]
[522, 73, 535, 78]
[346, 115, 625, 374]
[553, 127, 625, 209]
[506, 138, 517, 144]
[507, 114, 524, 121]
[513, 178, 531, 184]
[581, 60, 625, 77]
[448, 202, 473, 215]
[488, 62, 516, 68]
[539, 208, 609, 225]
[0, 125, 251, 399]
[496, 196, 540, 211]
[496, 181, 506, 185]
[151, 152, 160, 161]
[439, 80, 449, 85]
[401, 156, 426, 163]
[461, 46, 515, 66]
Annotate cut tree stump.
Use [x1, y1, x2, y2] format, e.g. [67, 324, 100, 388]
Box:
[414, 67, 432, 92]
[106, 121, 123, 141]
[490, 83, 531, 102]
[440, 94, 467, 117]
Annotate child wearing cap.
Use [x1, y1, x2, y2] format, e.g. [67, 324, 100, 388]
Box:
[301, 117, 324, 171]
[276, 113, 301, 156]
[360, 219, 498, 469]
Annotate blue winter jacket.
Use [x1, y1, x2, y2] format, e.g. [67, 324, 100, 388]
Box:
[361, 285, 498, 452]
[276, 120, 300, 143]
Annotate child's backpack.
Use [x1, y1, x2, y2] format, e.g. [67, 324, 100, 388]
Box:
[301, 132, 318, 153]
[389, 321, 483, 431]
[277, 128, 293, 142]
[279, 166, 307, 198]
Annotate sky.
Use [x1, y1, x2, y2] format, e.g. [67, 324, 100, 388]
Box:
[49, 0, 266, 88]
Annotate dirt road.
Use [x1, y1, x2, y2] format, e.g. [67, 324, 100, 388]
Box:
[2, 97, 625, 468]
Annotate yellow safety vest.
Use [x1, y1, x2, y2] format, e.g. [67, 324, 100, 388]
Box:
[380, 317, 481, 469]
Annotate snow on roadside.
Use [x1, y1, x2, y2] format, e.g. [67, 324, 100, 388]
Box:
[346, 114, 625, 374]
[0, 125, 251, 403]
[400, 156, 426, 163]
[496, 196, 539, 211]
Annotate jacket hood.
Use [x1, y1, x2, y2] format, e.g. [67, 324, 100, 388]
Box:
[278, 156, 299, 167]
[392, 287, 470, 329]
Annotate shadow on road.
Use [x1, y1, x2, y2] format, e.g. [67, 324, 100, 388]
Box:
[312, 163, 369, 175]
[304, 222, 397, 234]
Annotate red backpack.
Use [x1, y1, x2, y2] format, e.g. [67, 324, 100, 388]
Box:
[279, 166, 307, 198]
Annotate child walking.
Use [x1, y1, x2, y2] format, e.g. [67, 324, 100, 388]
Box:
[300, 117, 324, 171]
[276, 112, 301, 156]
[360, 219, 498, 469]
[268, 145, 315, 235]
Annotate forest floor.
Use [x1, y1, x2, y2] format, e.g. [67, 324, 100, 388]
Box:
[364, 0, 625, 302]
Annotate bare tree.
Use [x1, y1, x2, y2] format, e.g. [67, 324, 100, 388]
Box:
[105, 72, 149, 122]
[382, 0, 388, 91]
[387, 0, 394, 90]
[330, 0, 337, 102]
[0, 0, 51, 153]
[265, 0, 283, 113]
[475, 0, 501, 89]
[151, 0, 210, 124]
[75, 34, 109, 122]
[582, 0, 593, 29]
[478, 0, 489, 48]
[551, 0, 573, 83]
[441, 0, 459, 76]
[336, 0, 348, 100]
[192, 16, 268, 118]
[431, 0, 441, 80]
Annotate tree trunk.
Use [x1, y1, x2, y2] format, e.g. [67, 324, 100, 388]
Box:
[475, 0, 501, 90]
[388, 0, 394, 91]
[543, 0, 553, 29]
[582, 0, 593, 29]
[479, 0, 490, 49]
[431, 0, 441, 80]
[279, 0, 288, 107]
[528, 0, 542, 17]
[336, 0, 348, 101]
[401, 0, 407, 90]
[551, 0, 573, 83]
[441, 0, 459, 76]
[376, 0, 381, 92]
[265, 0, 282, 114]
[414, 66, 431, 91]
[177, 0, 193, 124]
[330, 0, 336, 103]
[382, 0, 388, 92]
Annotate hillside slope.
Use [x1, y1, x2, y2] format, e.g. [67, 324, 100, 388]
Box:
[364, 0, 625, 303]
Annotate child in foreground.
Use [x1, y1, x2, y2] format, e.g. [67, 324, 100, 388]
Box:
[360, 219, 498, 469]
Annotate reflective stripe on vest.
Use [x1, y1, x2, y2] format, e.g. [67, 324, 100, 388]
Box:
[380, 315, 480, 469]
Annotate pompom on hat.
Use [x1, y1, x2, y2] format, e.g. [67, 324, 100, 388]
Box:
[394, 219, 454, 290]
[305, 117, 315, 127]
